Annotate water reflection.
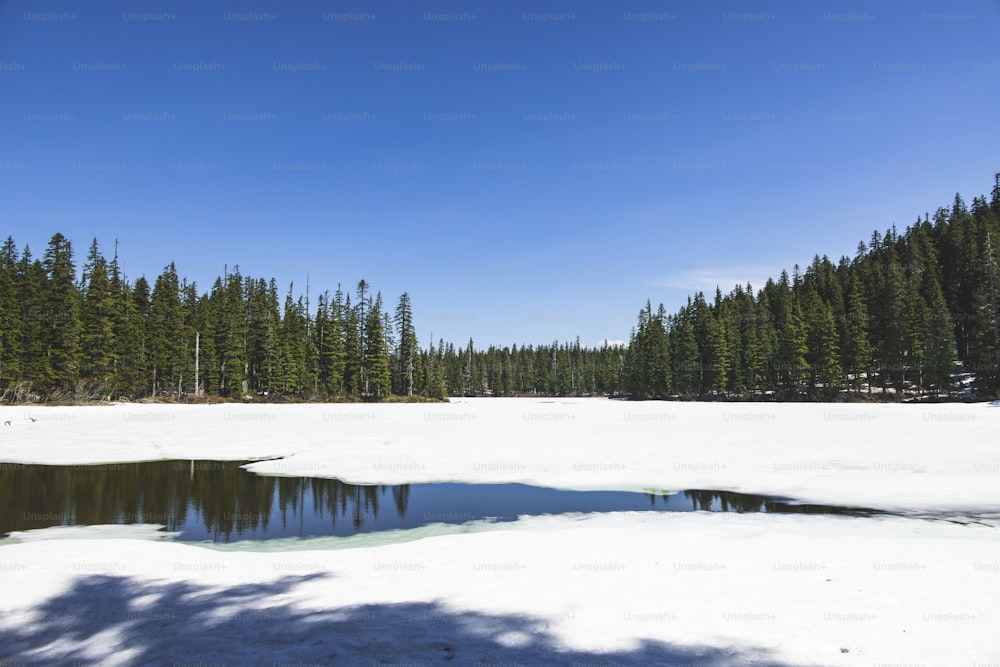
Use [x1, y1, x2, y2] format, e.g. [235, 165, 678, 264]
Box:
[682, 489, 875, 515]
[0, 461, 877, 543]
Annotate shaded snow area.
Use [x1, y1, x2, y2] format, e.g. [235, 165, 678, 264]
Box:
[2, 399, 1000, 665]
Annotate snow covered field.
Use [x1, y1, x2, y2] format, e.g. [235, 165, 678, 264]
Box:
[1, 399, 999, 665]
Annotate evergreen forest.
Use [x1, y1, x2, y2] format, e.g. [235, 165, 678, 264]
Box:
[1, 175, 998, 403]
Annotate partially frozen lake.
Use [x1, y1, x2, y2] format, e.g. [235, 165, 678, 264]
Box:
[1, 399, 998, 665]
[0, 460, 880, 543]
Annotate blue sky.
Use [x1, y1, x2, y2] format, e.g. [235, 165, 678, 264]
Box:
[2, 0, 998, 349]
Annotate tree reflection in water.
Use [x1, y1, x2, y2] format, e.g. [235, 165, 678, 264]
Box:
[0, 460, 411, 542]
[0, 461, 879, 543]
[682, 489, 877, 515]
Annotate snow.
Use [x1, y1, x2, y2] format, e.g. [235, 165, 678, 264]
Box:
[2, 399, 1000, 665]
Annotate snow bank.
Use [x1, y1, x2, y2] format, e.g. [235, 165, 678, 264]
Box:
[5, 523, 175, 543]
[1, 512, 998, 666]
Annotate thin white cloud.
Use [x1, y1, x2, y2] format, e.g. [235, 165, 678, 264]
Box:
[652, 264, 788, 295]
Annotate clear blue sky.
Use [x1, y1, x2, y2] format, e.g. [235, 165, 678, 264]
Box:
[2, 0, 998, 348]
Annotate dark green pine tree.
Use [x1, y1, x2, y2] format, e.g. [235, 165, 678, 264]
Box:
[342, 294, 361, 397]
[394, 292, 418, 396]
[424, 338, 447, 400]
[355, 280, 370, 395]
[325, 285, 348, 396]
[768, 272, 808, 395]
[939, 196, 979, 362]
[754, 287, 778, 392]
[841, 269, 873, 394]
[117, 275, 151, 397]
[968, 204, 1000, 396]
[782, 299, 810, 395]
[712, 294, 746, 396]
[148, 263, 184, 396]
[365, 292, 391, 399]
[689, 294, 713, 395]
[668, 303, 699, 397]
[443, 339, 462, 395]
[243, 278, 279, 395]
[800, 285, 843, 396]
[626, 303, 669, 399]
[732, 284, 764, 396]
[699, 291, 730, 396]
[312, 291, 332, 395]
[179, 279, 200, 396]
[110, 245, 132, 394]
[533, 343, 551, 394]
[919, 263, 957, 394]
[191, 292, 216, 396]
[17, 248, 52, 392]
[277, 285, 314, 397]
[650, 305, 670, 398]
[497, 351, 512, 396]
[624, 317, 644, 398]
[42, 233, 82, 392]
[222, 270, 249, 396]
[382, 309, 396, 392]
[599, 340, 624, 396]
[79, 239, 117, 392]
[463, 338, 476, 395]
[0, 237, 22, 389]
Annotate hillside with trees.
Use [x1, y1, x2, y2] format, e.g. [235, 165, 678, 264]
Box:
[1, 174, 997, 403]
[622, 178, 1000, 400]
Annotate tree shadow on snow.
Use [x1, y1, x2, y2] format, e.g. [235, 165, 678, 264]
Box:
[1, 573, 800, 666]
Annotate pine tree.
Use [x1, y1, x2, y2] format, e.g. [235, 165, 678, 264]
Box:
[325, 285, 348, 396]
[243, 278, 279, 395]
[463, 338, 476, 395]
[342, 294, 361, 397]
[119, 275, 151, 397]
[149, 263, 184, 396]
[211, 269, 247, 397]
[178, 279, 199, 396]
[79, 239, 117, 391]
[704, 292, 731, 396]
[394, 292, 417, 396]
[969, 221, 1000, 395]
[313, 291, 332, 394]
[276, 286, 315, 397]
[355, 280, 370, 395]
[801, 286, 842, 396]
[17, 249, 52, 391]
[841, 269, 872, 394]
[669, 304, 699, 397]
[191, 292, 216, 396]
[768, 272, 808, 395]
[42, 233, 81, 392]
[0, 237, 22, 389]
[732, 284, 764, 396]
[382, 309, 395, 392]
[689, 293, 717, 396]
[919, 265, 956, 394]
[425, 338, 447, 400]
[626, 303, 670, 399]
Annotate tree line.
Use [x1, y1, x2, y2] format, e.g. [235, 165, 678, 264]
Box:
[623, 178, 1000, 400]
[415, 175, 1000, 401]
[0, 237, 443, 402]
[1, 174, 997, 402]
